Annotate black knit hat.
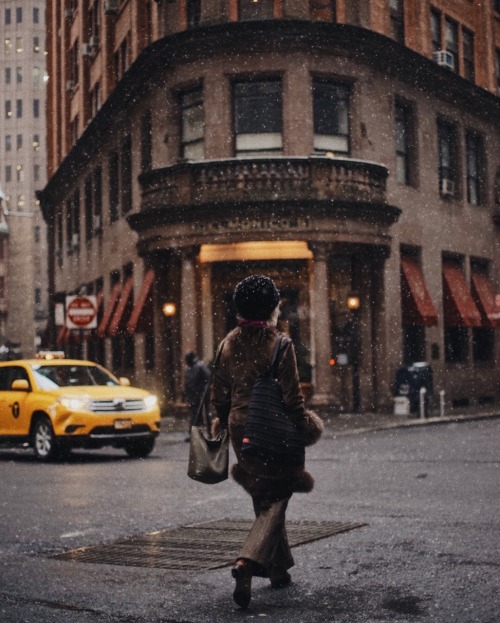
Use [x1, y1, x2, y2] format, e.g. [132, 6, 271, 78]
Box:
[233, 275, 280, 321]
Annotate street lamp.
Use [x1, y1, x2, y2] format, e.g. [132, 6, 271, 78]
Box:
[347, 293, 361, 412]
[162, 302, 177, 397]
[162, 302, 176, 317]
[347, 293, 360, 311]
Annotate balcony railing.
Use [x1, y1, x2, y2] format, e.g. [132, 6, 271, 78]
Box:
[140, 157, 389, 211]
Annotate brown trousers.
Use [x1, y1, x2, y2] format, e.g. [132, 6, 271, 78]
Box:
[238, 495, 294, 577]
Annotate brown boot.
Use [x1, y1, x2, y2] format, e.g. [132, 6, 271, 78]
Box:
[231, 559, 252, 609]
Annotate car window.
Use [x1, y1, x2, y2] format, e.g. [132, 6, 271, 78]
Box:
[31, 370, 60, 390]
[30, 364, 119, 387]
[0, 368, 11, 391]
[0, 366, 30, 390]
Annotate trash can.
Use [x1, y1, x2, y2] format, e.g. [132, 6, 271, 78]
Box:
[394, 362, 433, 416]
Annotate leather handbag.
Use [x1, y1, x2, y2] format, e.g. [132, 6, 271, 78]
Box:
[187, 346, 229, 484]
[187, 426, 229, 484]
[241, 336, 305, 466]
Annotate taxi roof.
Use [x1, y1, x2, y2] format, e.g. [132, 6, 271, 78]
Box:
[0, 358, 99, 367]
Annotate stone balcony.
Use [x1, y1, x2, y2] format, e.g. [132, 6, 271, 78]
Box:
[139, 156, 391, 215]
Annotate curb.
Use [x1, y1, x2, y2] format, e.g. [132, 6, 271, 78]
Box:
[159, 411, 500, 440]
[331, 411, 500, 437]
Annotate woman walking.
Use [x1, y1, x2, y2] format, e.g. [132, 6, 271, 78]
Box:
[211, 275, 323, 609]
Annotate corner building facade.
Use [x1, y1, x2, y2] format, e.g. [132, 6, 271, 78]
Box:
[41, 1, 500, 412]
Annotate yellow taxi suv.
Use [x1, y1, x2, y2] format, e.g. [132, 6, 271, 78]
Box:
[0, 357, 161, 461]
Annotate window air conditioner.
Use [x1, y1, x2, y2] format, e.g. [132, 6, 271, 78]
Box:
[65, 80, 75, 92]
[440, 178, 455, 197]
[104, 0, 119, 15]
[89, 35, 99, 48]
[433, 50, 455, 71]
[81, 43, 94, 58]
[64, 8, 74, 19]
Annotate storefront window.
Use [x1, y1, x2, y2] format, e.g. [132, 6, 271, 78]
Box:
[444, 326, 468, 363]
[472, 327, 494, 362]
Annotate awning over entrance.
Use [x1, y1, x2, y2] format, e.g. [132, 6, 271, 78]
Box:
[97, 283, 121, 337]
[400, 257, 438, 326]
[442, 264, 482, 327]
[108, 277, 134, 336]
[471, 272, 500, 328]
[199, 241, 313, 263]
[127, 269, 154, 334]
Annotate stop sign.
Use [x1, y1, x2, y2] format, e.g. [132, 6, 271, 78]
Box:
[65, 295, 97, 329]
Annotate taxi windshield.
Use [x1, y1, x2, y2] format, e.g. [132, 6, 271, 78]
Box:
[30, 364, 120, 389]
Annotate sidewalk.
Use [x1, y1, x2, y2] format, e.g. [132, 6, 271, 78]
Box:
[160, 403, 500, 437]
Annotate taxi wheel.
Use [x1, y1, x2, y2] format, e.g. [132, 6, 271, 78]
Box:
[124, 437, 155, 458]
[33, 417, 62, 461]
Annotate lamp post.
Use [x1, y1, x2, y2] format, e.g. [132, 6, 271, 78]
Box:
[346, 293, 361, 412]
[162, 302, 177, 399]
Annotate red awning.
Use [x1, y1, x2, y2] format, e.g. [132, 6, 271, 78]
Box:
[108, 277, 134, 336]
[95, 289, 104, 311]
[471, 272, 500, 329]
[97, 283, 121, 337]
[56, 325, 70, 346]
[442, 264, 482, 327]
[400, 257, 438, 326]
[85, 291, 105, 345]
[127, 269, 155, 334]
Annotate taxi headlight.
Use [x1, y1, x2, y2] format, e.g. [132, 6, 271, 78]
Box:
[57, 396, 91, 412]
[144, 395, 158, 409]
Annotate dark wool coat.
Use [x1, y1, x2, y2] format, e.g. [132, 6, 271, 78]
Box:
[211, 325, 323, 501]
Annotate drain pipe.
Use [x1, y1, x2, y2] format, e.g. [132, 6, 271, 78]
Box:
[439, 390, 445, 417]
[419, 387, 427, 419]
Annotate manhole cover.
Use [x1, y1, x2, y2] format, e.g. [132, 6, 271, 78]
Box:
[51, 519, 366, 570]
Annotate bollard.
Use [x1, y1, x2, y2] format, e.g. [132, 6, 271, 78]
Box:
[439, 389, 445, 417]
[419, 387, 427, 419]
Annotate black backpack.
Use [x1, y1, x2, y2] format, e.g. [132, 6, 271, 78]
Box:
[241, 336, 305, 466]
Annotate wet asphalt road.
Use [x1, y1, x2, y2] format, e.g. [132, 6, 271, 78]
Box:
[0, 419, 498, 622]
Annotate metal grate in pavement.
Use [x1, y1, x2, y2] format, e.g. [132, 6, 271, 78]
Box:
[51, 519, 366, 570]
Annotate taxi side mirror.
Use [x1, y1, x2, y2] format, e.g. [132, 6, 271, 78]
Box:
[119, 377, 130, 387]
[11, 379, 30, 391]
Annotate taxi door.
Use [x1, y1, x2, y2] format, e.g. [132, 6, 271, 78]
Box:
[0, 366, 33, 436]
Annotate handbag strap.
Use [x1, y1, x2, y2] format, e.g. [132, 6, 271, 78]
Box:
[268, 335, 287, 378]
[192, 341, 224, 428]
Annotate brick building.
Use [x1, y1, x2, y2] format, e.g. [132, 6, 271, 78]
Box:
[41, 1, 500, 412]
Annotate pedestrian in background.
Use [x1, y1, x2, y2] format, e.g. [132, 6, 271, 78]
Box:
[183, 351, 210, 441]
[211, 275, 323, 609]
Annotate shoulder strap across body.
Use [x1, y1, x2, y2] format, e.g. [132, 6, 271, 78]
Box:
[192, 342, 224, 429]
